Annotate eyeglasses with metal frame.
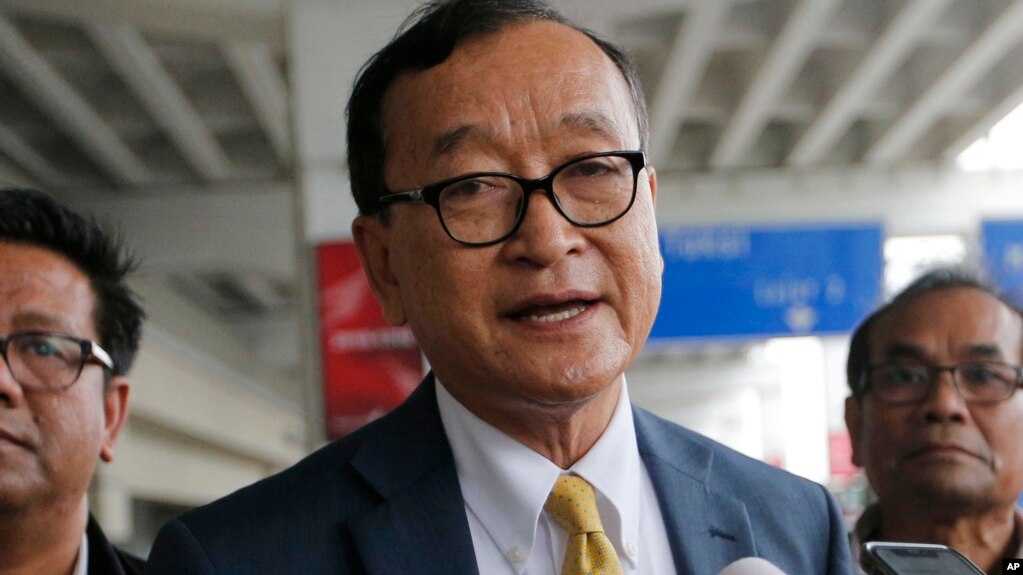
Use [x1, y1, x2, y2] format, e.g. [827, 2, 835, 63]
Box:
[860, 362, 1023, 405]
[376, 150, 647, 246]
[0, 331, 114, 392]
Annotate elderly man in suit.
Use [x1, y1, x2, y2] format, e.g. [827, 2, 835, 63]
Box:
[145, 1, 851, 574]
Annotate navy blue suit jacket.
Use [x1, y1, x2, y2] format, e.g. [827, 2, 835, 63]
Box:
[145, 375, 852, 575]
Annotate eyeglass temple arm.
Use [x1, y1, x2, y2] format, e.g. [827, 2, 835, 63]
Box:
[89, 342, 115, 371]
[377, 189, 423, 204]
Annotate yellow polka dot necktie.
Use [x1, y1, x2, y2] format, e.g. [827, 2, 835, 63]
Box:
[544, 475, 624, 575]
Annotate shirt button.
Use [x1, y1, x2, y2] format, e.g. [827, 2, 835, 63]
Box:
[508, 546, 526, 564]
[625, 540, 638, 557]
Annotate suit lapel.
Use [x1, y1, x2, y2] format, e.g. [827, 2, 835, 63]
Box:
[634, 407, 756, 575]
[347, 375, 480, 575]
[86, 515, 128, 575]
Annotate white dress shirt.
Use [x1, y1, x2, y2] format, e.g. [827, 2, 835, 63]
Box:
[436, 378, 676, 575]
[72, 531, 89, 575]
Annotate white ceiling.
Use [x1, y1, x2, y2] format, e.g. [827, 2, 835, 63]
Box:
[1, 0, 1021, 382]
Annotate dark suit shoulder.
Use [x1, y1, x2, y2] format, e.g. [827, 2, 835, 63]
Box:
[175, 420, 380, 531]
[634, 406, 852, 575]
[634, 405, 840, 535]
[147, 380, 448, 574]
[146, 432, 379, 575]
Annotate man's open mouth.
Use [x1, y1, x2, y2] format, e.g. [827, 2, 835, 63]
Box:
[508, 299, 596, 323]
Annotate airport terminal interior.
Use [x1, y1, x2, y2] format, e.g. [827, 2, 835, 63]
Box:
[1, 0, 1023, 555]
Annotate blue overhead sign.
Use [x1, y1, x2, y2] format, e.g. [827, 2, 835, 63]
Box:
[650, 223, 884, 343]
[982, 220, 1023, 305]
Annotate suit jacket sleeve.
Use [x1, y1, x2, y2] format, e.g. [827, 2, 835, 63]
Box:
[145, 519, 217, 575]
[821, 483, 854, 575]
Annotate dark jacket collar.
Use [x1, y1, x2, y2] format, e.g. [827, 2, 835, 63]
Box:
[634, 405, 756, 574]
[86, 514, 145, 575]
[347, 374, 480, 575]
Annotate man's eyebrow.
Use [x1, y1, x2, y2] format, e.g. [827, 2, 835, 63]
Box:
[432, 125, 478, 157]
[557, 111, 627, 143]
[963, 343, 1004, 359]
[881, 342, 927, 361]
[880, 342, 1007, 361]
[11, 311, 74, 333]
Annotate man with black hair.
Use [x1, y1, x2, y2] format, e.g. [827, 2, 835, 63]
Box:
[0, 188, 145, 575]
[146, 1, 851, 573]
[845, 268, 1023, 574]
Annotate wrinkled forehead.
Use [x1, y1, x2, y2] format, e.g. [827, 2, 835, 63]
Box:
[869, 287, 1023, 361]
[379, 20, 639, 159]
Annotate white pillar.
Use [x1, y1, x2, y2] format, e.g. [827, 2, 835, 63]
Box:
[285, 0, 418, 444]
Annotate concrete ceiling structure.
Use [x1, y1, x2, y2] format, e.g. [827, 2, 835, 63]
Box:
[1, 0, 1021, 393]
[584, 0, 1023, 172]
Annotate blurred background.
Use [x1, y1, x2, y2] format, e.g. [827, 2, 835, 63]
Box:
[1, 0, 1022, 554]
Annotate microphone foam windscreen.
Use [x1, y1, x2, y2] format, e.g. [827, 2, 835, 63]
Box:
[718, 557, 788, 575]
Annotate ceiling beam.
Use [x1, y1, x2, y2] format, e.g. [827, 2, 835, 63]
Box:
[648, 1, 730, 166]
[88, 23, 234, 181]
[0, 14, 151, 185]
[0, 122, 69, 188]
[709, 0, 841, 169]
[943, 79, 1023, 160]
[223, 41, 292, 166]
[0, 0, 283, 47]
[0, 152, 39, 189]
[788, 0, 952, 166]
[866, 0, 1023, 163]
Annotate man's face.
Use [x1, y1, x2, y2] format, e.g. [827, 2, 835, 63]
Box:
[354, 21, 661, 421]
[0, 242, 128, 514]
[845, 287, 1023, 512]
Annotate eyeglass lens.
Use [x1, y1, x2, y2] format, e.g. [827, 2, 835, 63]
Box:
[869, 363, 1019, 403]
[438, 154, 637, 244]
[2, 333, 86, 390]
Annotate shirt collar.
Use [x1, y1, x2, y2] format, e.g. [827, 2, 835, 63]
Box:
[572, 380, 641, 566]
[436, 378, 641, 571]
[73, 530, 89, 575]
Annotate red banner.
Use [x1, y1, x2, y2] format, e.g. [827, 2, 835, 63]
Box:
[829, 430, 859, 479]
[315, 241, 422, 439]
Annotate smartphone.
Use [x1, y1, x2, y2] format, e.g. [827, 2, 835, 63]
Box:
[861, 542, 986, 575]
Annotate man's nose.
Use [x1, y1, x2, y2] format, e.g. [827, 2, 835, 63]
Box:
[922, 370, 968, 423]
[0, 355, 26, 408]
[501, 188, 586, 266]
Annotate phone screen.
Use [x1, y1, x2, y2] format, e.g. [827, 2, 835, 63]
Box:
[873, 546, 983, 575]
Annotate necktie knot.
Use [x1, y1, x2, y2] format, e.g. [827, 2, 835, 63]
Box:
[544, 475, 623, 575]
[544, 476, 606, 535]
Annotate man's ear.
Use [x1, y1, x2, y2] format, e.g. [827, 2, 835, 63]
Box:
[352, 214, 408, 326]
[645, 165, 665, 274]
[845, 396, 864, 468]
[100, 377, 130, 463]
[646, 164, 658, 205]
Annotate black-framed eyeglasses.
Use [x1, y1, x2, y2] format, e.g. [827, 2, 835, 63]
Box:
[861, 362, 1023, 405]
[0, 331, 114, 392]
[376, 150, 647, 246]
